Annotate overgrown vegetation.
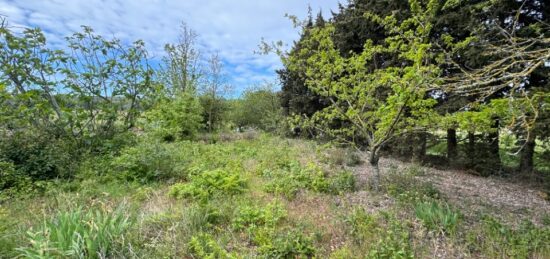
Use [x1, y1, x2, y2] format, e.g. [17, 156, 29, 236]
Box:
[1, 0, 549, 257]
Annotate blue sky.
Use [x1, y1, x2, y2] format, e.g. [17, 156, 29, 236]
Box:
[0, 0, 341, 96]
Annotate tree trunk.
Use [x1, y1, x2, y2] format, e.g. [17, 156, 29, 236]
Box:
[467, 131, 475, 168]
[487, 117, 501, 172]
[412, 132, 427, 163]
[519, 132, 536, 175]
[447, 128, 457, 162]
[369, 150, 381, 191]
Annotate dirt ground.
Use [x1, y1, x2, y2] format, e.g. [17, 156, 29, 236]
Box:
[347, 155, 550, 226]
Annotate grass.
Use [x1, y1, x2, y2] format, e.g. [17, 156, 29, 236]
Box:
[1, 133, 549, 258]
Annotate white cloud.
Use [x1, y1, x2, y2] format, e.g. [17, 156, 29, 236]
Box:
[0, 0, 341, 94]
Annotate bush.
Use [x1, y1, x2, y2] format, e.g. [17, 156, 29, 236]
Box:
[142, 91, 203, 141]
[414, 201, 461, 234]
[169, 169, 247, 201]
[17, 207, 131, 259]
[0, 131, 79, 181]
[263, 162, 329, 199]
[112, 139, 185, 182]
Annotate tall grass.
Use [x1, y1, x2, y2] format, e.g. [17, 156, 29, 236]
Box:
[414, 201, 461, 235]
[17, 207, 131, 258]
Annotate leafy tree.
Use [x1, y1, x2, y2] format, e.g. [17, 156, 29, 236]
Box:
[159, 22, 202, 95]
[142, 90, 203, 141]
[278, 11, 329, 121]
[200, 52, 231, 133]
[291, 0, 440, 188]
[63, 26, 156, 143]
[229, 83, 282, 131]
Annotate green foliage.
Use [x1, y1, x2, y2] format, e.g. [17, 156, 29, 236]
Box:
[111, 139, 185, 182]
[367, 216, 414, 259]
[143, 91, 203, 141]
[263, 162, 329, 199]
[385, 166, 440, 202]
[17, 208, 131, 259]
[232, 202, 287, 231]
[169, 169, 247, 201]
[228, 85, 282, 131]
[344, 209, 414, 259]
[468, 216, 550, 258]
[344, 208, 378, 244]
[414, 201, 461, 234]
[255, 228, 316, 258]
[329, 170, 356, 194]
[188, 233, 234, 259]
[0, 131, 79, 181]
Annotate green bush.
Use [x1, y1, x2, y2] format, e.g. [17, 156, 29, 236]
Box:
[112, 139, 185, 182]
[188, 233, 234, 258]
[142, 91, 203, 141]
[169, 169, 247, 201]
[263, 162, 329, 199]
[368, 216, 414, 259]
[414, 201, 461, 234]
[17, 208, 131, 259]
[0, 131, 79, 181]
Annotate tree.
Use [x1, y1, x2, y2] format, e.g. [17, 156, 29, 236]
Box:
[200, 52, 230, 133]
[159, 22, 202, 95]
[63, 26, 156, 143]
[278, 11, 329, 121]
[229, 83, 282, 131]
[290, 0, 440, 188]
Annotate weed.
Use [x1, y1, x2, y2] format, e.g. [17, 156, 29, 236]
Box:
[255, 228, 316, 258]
[17, 207, 131, 259]
[263, 162, 328, 199]
[414, 201, 461, 235]
[232, 201, 286, 231]
[467, 216, 550, 258]
[169, 169, 247, 201]
[344, 207, 377, 244]
[328, 170, 356, 194]
[188, 232, 234, 258]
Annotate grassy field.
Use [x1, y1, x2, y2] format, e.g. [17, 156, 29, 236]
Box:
[1, 133, 549, 258]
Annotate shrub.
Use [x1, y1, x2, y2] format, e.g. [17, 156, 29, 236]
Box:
[112, 139, 185, 182]
[0, 131, 79, 181]
[188, 233, 234, 258]
[263, 162, 329, 199]
[414, 201, 461, 234]
[17, 207, 131, 259]
[0, 161, 34, 200]
[368, 216, 414, 259]
[169, 169, 246, 201]
[142, 91, 203, 141]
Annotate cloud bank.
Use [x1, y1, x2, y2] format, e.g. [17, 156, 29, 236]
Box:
[0, 0, 341, 95]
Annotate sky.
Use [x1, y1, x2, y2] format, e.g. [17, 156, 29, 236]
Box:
[0, 0, 341, 96]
